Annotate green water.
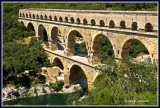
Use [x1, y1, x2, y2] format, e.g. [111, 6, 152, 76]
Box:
[3, 93, 69, 106]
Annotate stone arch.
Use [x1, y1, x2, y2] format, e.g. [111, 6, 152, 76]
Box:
[23, 13, 25, 17]
[29, 14, 31, 18]
[36, 14, 39, 19]
[40, 15, 43, 20]
[109, 20, 115, 28]
[70, 17, 74, 24]
[65, 17, 68, 23]
[33, 14, 35, 19]
[20, 21, 24, 26]
[26, 13, 28, 18]
[120, 20, 126, 29]
[145, 23, 153, 32]
[49, 16, 52, 21]
[50, 26, 59, 51]
[52, 57, 64, 70]
[27, 22, 35, 31]
[121, 39, 150, 58]
[131, 22, 138, 30]
[59, 16, 63, 22]
[66, 29, 87, 56]
[76, 18, 80, 24]
[99, 20, 105, 27]
[38, 24, 48, 42]
[83, 18, 87, 25]
[91, 19, 96, 26]
[19, 13, 22, 17]
[44, 15, 47, 20]
[69, 64, 88, 89]
[54, 16, 57, 21]
[91, 33, 115, 65]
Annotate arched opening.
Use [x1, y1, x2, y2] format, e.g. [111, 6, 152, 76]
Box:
[21, 21, 24, 26]
[100, 20, 105, 27]
[29, 14, 31, 18]
[27, 22, 35, 32]
[19, 13, 22, 17]
[52, 58, 64, 70]
[38, 25, 49, 46]
[67, 30, 87, 56]
[121, 39, 150, 61]
[145, 23, 153, 32]
[65, 17, 68, 23]
[26, 13, 28, 18]
[54, 16, 57, 21]
[76, 18, 80, 24]
[91, 19, 96, 26]
[70, 17, 74, 24]
[83, 18, 87, 25]
[120, 20, 126, 29]
[92, 34, 114, 64]
[69, 65, 88, 90]
[59, 17, 63, 22]
[40, 15, 43, 20]
[50, 27, 61, 51]
[33, 14, 35, 19]
[44, 15, 47, 20]
[23, 13, 25, 17]
[109, 20, 115, 28]
[49, 16, 52, 21]
[36, 14, 39, 19]
[131, 22, 138, 30]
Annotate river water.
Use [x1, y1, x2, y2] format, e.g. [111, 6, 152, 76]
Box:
[3, 93, 69, 106]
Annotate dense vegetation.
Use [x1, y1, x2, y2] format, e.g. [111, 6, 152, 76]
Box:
[3, 3, 157, 105]
[67, 57, 157, 105]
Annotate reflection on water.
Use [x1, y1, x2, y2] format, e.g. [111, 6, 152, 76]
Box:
[3, 93, 69, 105]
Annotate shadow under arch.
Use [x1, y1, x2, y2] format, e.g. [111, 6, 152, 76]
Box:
[66, 29, 88, 56]
[52, 57, 64, 70]
[69, 64, 88, 90]
[92, 34, 115, 64]
[38, 24, 48, 42]
[27, 22, 35, 31]
[121, 39, 149, 58]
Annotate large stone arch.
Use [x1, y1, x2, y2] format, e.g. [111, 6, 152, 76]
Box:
[90, 33, 115, 65]
[50, 26, 59, 51]
[52, 57, 64, 70]
[68, 64, 88, 89]
[27, 22, 35, 31]
[65, 29, 88, 56]
[38, 24, 48, 41]
[121, 38, 150, 59]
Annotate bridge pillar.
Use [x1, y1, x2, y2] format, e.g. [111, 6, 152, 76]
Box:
[49, 40, 58, 51]
[64, 49, 74, 56]
[88, 50, 101, 65]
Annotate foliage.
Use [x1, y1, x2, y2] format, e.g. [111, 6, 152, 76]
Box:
[49, 80, 64, 92]
[67, 57, 157, 105]
[75, 42, 87, 53]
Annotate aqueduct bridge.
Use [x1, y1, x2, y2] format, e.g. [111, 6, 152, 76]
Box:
[18, 9, 158, 89]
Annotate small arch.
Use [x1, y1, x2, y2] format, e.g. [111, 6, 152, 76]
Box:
[33, 14, 35, 19]
[109, 20, 115, 28]
[44, 15, 47, 20]
[131, 22, 138, 31]
[49, 16, 52, 21]
[99, 20, 105, 27]
[29, 14, 31, 18]
[19, 13, 22, 17]
[54, 16, 57, 21]
[65, 17, 68, 23]
[91, 19, 96, 26]
[52, 57, 64, 70]
[120, 20, 126, 29]
[83, 18, 87, 25]
[69, 65, 88, 89]
[26, 13, 28, 18]
[76, 18, 80, 24]
[23, 13, 25, 17]
[70, 17, 74, 24]
[40, 15, 43, 20]
[59, 17, 63, 22]
[145, 23, 153, 32]
[36, 14, 39, 19]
